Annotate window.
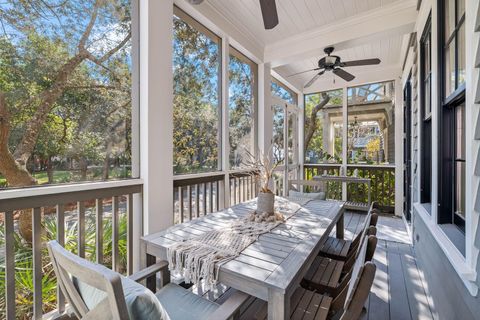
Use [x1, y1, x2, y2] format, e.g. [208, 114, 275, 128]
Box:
[443, 0, 465, 96]
[271, 78, 297, 105]
[347, 82, 395, 164]
[228, 47, 257, 169]
[420, 16, 432, 205]
[438, 0, 466, 237]
[304, 89, 343, 164]
[272, 105, 285, 165]
[173, 8, 222, 175]
[0, 1, 134, 189]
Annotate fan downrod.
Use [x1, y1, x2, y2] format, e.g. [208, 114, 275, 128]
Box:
[324, 46, 335, 55]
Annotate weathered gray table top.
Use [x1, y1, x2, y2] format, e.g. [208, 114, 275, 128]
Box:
[142, 198, 345, 300]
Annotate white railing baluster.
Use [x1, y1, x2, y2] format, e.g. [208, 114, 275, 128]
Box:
[187, 185, 192, 221]
[32, 208, 42, 320]
[112, 196, 119, 272]
[77, 201, 85, 258]
[96, 198, 104, 264]
[56, 205, 65, 314]
[195, 184, 200, 218]
[5, 211, 15, 320]
[127, 194, 133, 275]
[202, 183, 207, 215]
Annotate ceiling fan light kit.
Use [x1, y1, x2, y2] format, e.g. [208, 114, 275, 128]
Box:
[286, 47, 381, 88]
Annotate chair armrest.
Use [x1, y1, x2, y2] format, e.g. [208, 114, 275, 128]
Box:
[128, 261, 168, 283]
[209, 290, 250, 320]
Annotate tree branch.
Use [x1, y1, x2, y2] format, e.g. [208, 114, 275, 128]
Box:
[304, 93, 330, 155]
[78, 0, 101, 50]
[86, 30, 131, 66]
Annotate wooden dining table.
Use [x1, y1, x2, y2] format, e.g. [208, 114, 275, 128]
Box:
[141, 198, 345, 320]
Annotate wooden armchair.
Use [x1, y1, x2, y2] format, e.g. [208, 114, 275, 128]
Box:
[48, 240, 249, 320]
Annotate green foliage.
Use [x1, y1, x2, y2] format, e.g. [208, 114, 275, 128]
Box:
[0, 211, 128, 319]
[173, 15, 220, 174]
[0, 0, 132, 188]
[304, 90, 343, 164]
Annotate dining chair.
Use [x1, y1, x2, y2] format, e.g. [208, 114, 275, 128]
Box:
[301, 235, 378, 296]
[47, 240, 249, 320]
[251, 236, 376, 320]
[319, 203, 378, 261]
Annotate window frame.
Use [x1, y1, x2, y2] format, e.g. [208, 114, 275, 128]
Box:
[173, 6, 224, 175]
[227, 45, 258, 170]
[420, 15, 432, 205]
[437, 0, 466, 234]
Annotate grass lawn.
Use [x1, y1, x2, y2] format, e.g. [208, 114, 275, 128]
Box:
[0, 168, 131, 187]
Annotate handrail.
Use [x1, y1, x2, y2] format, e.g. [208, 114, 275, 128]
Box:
[0, 181, 142, 319]
[0, 179, 143, 200]
[0, 179, 143, 212]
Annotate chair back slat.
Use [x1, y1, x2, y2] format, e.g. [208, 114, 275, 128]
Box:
[344, 236, 369, 310]
[47, 240, 129, 320]
[353, 203, 375, 258]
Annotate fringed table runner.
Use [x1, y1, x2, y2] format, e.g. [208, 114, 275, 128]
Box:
[167, 197, 307, 289]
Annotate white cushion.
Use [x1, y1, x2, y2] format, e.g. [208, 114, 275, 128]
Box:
[288, 190, 326, 200]
[155, 283, 219, 320]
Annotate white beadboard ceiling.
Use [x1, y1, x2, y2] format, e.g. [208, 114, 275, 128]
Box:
[276, 34, 405, 89]
[207, 0, 400, 45]
[202, 0, 417, 91]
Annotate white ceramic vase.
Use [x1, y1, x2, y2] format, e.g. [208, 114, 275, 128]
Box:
[257, 191, 275, 214]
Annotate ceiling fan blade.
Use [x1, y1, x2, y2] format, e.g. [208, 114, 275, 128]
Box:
[304, 70, 325, 88]
[333, 68, 355, 82]
[341, 58, 381, 67]
[259, 0, 279, 30]
[287, 68, 321, 78]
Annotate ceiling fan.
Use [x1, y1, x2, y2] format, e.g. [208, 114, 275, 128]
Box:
[288, 47, 381, 88]
[187, 0, 279, 30]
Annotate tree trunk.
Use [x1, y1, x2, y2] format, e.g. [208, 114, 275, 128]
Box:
[47, 156, 54, 183]
[0, 92, 36, 242]
[304, 93, 330, 155]
[80, 157, 88, 180]
[102, 155, 110, 180]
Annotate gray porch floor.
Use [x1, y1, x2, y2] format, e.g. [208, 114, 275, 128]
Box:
[193, 211, 435, 320]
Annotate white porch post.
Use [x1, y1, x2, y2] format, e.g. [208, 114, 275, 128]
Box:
[298, 93, 305, 179]
[342, 87, 348, 201]
[258, 63, 273, 189]
[139, 0, 174, 238]
[394, 79, 403, 216]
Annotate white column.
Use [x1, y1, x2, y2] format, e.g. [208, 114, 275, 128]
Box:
[298, 93, 305, 179]
[258, 64, 274, 190]
[221, 37, 230, 208]
[342, 87, 348, 201]
[394, 79, 403, 216]
[258, 63, 273, 155]
[139, 0, 174, 236]
[131, 0, 141, 272]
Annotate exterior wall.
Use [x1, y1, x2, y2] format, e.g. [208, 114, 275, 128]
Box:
[413, 214, 479, 319]
[404, 0, 480, 315]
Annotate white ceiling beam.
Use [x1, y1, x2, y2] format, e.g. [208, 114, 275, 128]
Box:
[265, 0, 418, 68]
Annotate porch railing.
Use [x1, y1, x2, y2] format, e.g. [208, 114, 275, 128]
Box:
[304, 164, 395, 211]
[173, 170, 258, 224]
[0, 180, 142, 320]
